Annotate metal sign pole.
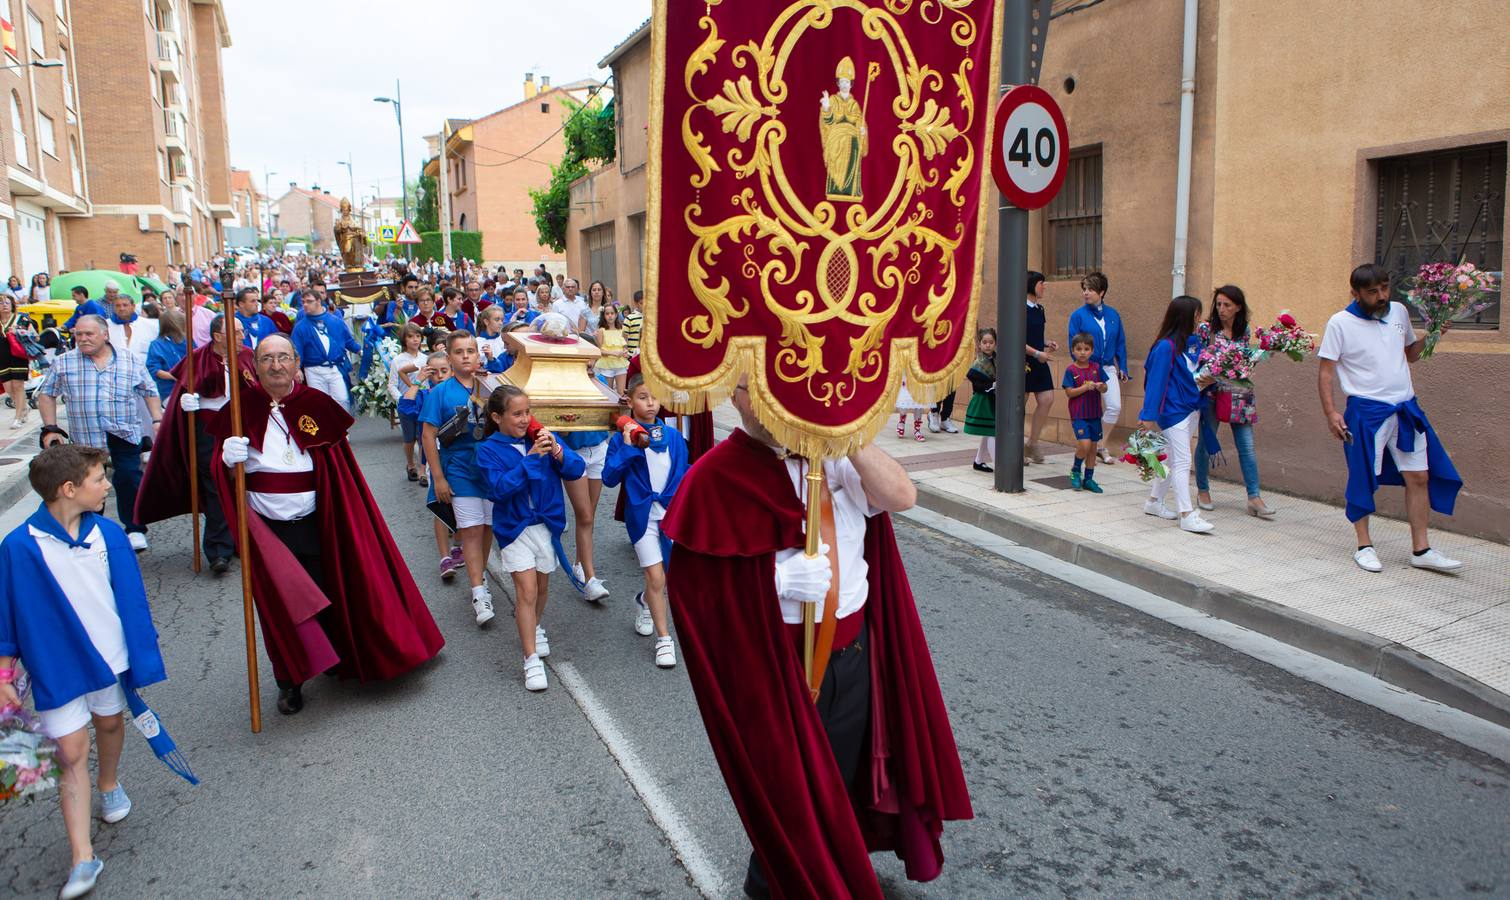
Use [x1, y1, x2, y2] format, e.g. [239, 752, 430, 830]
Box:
[994, 0, 1031, 493]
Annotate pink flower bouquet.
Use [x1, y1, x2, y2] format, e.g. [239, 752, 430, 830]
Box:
[0, 700, 61, 805]
[1196, 341, 1255, 391]
[1254, 312, 1317, 363]
[1404, 261, 1499, 358]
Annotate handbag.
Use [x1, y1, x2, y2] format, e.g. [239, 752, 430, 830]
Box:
[1213, 388, 1234, 423]
[435, 405, 474, 448]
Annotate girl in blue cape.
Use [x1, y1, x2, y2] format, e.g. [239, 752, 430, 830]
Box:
[602, 373, 688, 669]
[476, 385, 585, 693]
[0, 445, 169, 900]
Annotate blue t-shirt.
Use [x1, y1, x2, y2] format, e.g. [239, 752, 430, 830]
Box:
[144, 336, 187, 400]
[419, 377, 487, 497]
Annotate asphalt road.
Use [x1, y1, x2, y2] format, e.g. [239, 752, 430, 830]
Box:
[2, 417, 1506, 898]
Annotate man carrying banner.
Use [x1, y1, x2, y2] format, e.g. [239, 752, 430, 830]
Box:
[646, 1, 999, 893]
[210, 334, 444, 715]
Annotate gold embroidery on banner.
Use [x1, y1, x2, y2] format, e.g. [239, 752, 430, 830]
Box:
[678, 0, 986, 409]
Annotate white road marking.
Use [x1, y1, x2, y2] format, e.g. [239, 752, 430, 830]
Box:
[899, 504, 1510, 765]
[487, 559, 729, 898]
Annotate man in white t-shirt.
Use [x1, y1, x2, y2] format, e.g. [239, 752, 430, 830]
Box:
[550, 278, 591, 333]
[1317, 263, 1463, 574]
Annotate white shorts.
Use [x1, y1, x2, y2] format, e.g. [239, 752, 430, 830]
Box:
[38, 682, 127, 739]
[452, 496, 494, 530]
[579, 440, 608, 480]
[500, 523, 558, 574]
[1373, 416, 1429, 475]
[633, 519, 665, 568]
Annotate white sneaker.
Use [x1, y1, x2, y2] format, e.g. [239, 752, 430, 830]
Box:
[941, 420, 959, 434]
[633, 592, 654, 636]
[1353, 546, 1383, 573]
[128, 532, 149, 552]
[534, 625, 551, 658]
[655, 636, 677, 668]
[581, 576, 610, 603]
[472, 592, 495, 626]
[523, 656, 548, 691]
[1409, 548, 1464, 573]
[926, 410, 941, 433]
[1179, 514, 1215, 534]
[1143, 499, 1177, 520]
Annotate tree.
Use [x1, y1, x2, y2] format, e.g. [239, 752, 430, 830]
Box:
[414, 169, 439, 232]
[530, 95, 616, 253]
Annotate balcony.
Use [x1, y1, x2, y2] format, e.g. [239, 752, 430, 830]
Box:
[170, 185, 192, 224]
[164, 110, 187, 154]
[156, 32, 181, 83]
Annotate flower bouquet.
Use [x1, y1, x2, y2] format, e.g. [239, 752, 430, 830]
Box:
[1404, 261, 1499, 358]
[1195, 341, 1255, 391]
[1, 683, 61, 805]
[1121, 428, 1169, 483]
[1254, 312, 1317, 362]
[350, 336, 400, 420]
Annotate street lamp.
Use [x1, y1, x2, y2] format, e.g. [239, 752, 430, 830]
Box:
[0, 59, 62, 71]
[373, 82, 411, 260]
[335, 155, 356, 206]
[262, 168, 278, 248]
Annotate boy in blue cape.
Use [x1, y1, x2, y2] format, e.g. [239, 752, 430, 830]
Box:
[0, 445, 169, 899]
[602, 373, 689, 669]
[1318, 263, 1463, 574]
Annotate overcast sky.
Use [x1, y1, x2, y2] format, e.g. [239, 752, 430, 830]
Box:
[222, 1, 650, 205]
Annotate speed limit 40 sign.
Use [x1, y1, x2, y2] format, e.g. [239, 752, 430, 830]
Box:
[990, 84, 1069, 210]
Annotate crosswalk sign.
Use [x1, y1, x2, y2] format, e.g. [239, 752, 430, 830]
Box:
[395, 220, 422, 244]
[378, 224, 398, 243]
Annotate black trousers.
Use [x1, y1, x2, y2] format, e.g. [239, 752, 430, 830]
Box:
[746, 616, 872, 896]
[195, 418, 234, 561]
[264, 512, 327, 689]
[933, 391, 956, 421]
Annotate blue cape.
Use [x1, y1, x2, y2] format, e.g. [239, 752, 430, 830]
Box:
[0, 505, 166, 710]
[602, 424, 689, 566]
[1342, 397, 1461, 522]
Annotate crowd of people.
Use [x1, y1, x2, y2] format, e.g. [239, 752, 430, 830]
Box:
[0, 241, 1470, 899]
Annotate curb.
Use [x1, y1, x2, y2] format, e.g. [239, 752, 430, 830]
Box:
[912, 483, 1510, 731]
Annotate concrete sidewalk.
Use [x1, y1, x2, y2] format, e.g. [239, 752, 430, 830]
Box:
[708, 404, 1510, 727]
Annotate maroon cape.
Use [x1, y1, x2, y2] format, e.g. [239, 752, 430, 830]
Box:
[136, 343, 257, 526]
[662, 429, 971, 897]
[207, 383, 444, 684]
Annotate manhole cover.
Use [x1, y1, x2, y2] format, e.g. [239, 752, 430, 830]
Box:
[1031, 475, 1076, 490]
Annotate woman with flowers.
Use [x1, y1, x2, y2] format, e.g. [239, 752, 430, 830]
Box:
[1195, 285, 1274, 518]
[1137, 296, 1219, 534]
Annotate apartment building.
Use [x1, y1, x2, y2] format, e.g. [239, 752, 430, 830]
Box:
[65, 0, 232, 271]
[269, 183, 339, 252]
[0, 0, 90, 282]
[424, 75, 600, 268]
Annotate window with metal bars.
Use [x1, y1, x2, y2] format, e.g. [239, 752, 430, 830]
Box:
[1044, 146, 1102, 278]
[1375, 143, 1504, 330]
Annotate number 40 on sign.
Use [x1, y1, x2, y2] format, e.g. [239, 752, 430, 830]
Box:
[990, 84, 1069, 211]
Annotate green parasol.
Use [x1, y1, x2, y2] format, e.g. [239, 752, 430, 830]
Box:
[135, 275, 169, 295]
[49, 270, 142, 303]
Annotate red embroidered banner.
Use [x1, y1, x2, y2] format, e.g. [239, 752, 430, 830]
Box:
[643, 0, 1003, 459]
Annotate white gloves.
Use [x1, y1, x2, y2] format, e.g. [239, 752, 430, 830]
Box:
[221, 435, 250, 466]
[180, 392, 201, 413]
[774, 545, 833, 604]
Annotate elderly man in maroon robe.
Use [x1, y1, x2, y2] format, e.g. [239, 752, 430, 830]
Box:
[210, 334, 444, 715]
[136, 314, 254, 574]
[661, 378, 971, 899]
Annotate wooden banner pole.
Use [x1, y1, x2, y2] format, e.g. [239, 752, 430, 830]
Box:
[222, 299, 261, 734]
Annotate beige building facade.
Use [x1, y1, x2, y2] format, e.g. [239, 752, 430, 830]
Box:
[565, 21, 650, 299]
[65, 0, 232, 271]
[969, 0, 1508, 540]
[269, 184, 339, 251]
[425, 77, 599, 268]
[0, 0, 90, 283]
